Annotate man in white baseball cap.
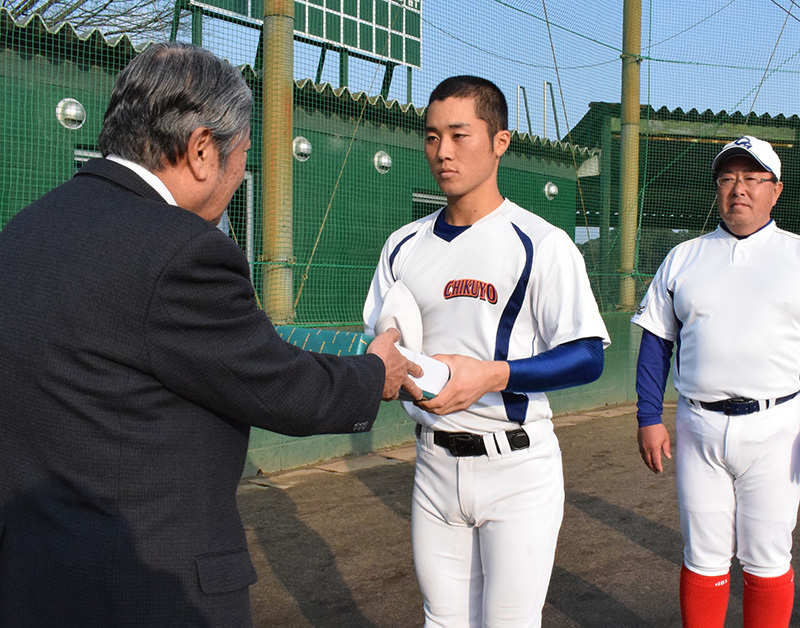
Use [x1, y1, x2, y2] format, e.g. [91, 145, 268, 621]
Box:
[711, 134, 782, 181]
[709, 135, 783, 237]
[632, 135, 799, 628]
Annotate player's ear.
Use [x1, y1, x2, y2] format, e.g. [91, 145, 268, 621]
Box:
[772, 180, 784, 206]
[185, 127, 217, 182]
[494, 129, 511, 158]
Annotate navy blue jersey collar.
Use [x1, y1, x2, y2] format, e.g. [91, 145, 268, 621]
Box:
[434, 210, 471, 242]
[719, 219, 773, 240]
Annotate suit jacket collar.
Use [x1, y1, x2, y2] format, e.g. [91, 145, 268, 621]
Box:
[76, 158, 167, 204]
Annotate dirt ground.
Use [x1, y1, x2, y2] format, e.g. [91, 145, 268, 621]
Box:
[236, 404, 800, 627]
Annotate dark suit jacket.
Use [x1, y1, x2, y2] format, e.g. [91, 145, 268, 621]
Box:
[0, 159, 384, 627]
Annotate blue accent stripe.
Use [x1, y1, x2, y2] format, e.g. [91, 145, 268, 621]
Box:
[501, 391, 530, 423]
[388, 232, 417, 281]
[669, 289, 682, 377]
[494, 223, 534, 423]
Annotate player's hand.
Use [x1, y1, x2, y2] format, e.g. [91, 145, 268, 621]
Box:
[416, 354, 509, 415]
[367, 328, 424, 401]
[638, 423, 671, 473]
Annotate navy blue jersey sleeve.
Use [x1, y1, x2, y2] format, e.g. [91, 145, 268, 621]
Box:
[635, 329, 674, 427]
[505, 337, 604, 393]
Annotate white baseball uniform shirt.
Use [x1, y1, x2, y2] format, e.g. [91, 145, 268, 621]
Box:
[631, 221, 800, 402]
[364, 199, 610, 433]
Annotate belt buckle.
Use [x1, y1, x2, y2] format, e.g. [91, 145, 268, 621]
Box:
[447, 433, 478, 456]
[723, 397, 757, 415]
[507, 428, 530, 450]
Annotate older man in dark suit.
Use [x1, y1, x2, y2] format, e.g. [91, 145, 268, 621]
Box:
[0, 42, 421, 627]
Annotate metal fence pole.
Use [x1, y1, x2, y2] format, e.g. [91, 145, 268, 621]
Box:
[262, 0, 294, 323]
[619, 0, 641, 310]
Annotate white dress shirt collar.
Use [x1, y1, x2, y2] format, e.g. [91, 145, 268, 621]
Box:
[106, 155, 177, 206]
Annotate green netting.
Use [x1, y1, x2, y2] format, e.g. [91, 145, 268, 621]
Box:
[1, 1, 799, 324]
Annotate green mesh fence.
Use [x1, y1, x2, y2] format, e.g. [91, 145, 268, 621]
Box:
[1, 1, 799, 324]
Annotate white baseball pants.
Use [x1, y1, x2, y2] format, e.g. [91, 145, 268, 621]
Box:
[412, 421, 564, 627]
[676, 395, 800, 578]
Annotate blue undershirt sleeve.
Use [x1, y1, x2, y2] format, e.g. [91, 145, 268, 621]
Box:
[635, 329, 674, 427]
[505, 337, 604, 393]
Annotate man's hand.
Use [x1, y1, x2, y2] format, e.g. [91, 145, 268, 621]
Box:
[638, 423, 672, 473]
[367, 328, 424, 401]
[417, 354, 509, 416]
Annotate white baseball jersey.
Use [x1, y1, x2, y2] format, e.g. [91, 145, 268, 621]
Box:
[631, 221, 800, 402]
[364, 199, 609, 433]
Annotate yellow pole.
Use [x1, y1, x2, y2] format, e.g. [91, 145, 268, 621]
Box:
[262, 0, 294, 323]
[619, 0, 641, 310]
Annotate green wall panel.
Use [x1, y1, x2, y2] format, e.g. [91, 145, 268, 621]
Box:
[0, 50, 114, 228]
[244, 313, 671, 475]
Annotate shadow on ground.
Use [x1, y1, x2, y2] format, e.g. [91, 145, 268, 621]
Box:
[238, 405, 800, 627]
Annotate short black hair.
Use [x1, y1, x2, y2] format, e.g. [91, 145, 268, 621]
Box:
[427, 76, 508, 139]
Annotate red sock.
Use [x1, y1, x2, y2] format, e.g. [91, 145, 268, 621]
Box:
[743, 567, 794, 628]
[679, 564, 730, 628]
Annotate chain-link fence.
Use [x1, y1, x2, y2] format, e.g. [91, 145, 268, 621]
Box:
[2, 1, 798, 324]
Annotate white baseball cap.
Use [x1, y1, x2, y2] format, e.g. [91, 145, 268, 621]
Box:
[712, 135, 781, 180]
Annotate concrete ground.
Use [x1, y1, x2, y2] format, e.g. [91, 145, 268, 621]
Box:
[236, 404, 800, 627]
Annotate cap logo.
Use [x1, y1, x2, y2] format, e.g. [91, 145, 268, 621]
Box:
[734, 137, 752, 149]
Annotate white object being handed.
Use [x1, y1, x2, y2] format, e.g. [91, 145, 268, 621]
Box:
[372, 280, 449, 400]
[396, 345, 450, 402]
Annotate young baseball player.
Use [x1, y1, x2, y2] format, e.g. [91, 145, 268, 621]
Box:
[363, 76, 610, 627]
[632, 136, 800, 628]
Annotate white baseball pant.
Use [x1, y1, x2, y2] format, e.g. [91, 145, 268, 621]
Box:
[675, 395, 800, 577]
[412, 420, 564, 627]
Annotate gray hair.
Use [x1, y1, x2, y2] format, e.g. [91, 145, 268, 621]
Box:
[98, 42, 252, 171]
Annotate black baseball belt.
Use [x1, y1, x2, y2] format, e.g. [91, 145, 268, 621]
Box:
[690, 391, 799, 416]
[415, 423, 530, 457]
